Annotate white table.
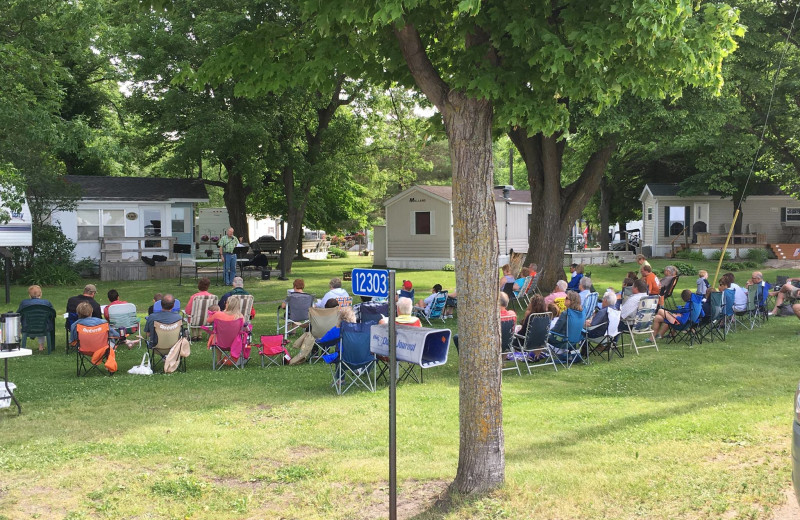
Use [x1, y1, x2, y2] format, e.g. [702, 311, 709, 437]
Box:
[0, 348, 32, 415]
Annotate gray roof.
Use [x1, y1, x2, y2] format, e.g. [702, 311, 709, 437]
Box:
[66, 175, 209, 202]
[417, 184, 532, 203]
[645, 183, 786, 198]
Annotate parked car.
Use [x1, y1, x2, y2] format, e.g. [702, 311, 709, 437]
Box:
[793, 381, 800, 505]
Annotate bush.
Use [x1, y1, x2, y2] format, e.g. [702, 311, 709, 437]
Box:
[719, 261, 742, 271]
[745, 248, 769, 264]
[672, 261, 698, 276]
[675, 249, 706, 261]
[18, 259, 80, 286]
[741, 260, 758, 269]
[606, 256, 624, 268]
[709, 249, 732, 261]
[328, 246, 348, 258]
[442, 264, 455, 271]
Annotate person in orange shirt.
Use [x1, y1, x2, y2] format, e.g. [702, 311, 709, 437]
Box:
[640, 264, 660, 296]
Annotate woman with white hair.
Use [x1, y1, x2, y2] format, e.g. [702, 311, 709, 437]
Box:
[544, 280, 568, 305]
[379, 297, 421, 327]
[585, 291, 616, 338]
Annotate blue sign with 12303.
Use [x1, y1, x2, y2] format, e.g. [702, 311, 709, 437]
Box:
[351, 268, 389, 298]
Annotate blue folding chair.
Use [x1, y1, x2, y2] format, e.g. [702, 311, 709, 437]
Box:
[325, 322, 376, 395]
[414, 291, 449, 325]
[699, 291, 725, 343]
[666, 293, 705, 346]
[549, 308, 585, 368]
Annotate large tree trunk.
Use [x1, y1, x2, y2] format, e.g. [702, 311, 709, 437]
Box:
[395, 23, 504, 494]
[599, 177, 611, 251]
[281, 175, 309, 275]
[509, 130, 615, 292]
[219, 164, 250, 241]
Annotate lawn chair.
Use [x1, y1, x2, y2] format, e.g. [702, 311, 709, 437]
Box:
[19, 304, 56, 354]
[661, 275, 680, 308]
[622, 296, 659, 355]
[325, 321, 376, 395]
[735, 287, 759, 330]
[204, 318, 249, 370]
[722, 288, 737, 335]
[501, 282, 516, 301]
[239, 294, 255, 327]
[586, 307, 623, 361]
[148, 319, 187, 373]
[186, 295, 218, 342]
[665, 293, 704, 346]
[499, 317, 521, 376]
[698, 291, 725, 343]
[511, 276, 533, 310]
[755, 281, 772, 326]
[107, 303, 141, 349]
[334, 296, 353, 307]
[74, 322, 114, 377]
[549, 308, 586, 368]
[583, 292, 599, 320]
[398, 289, 415, 301]
[357, 301, 388, 324]
[258, 334, 289, 368]
[277, 292, 314, 338]
[513, 312, 557, 374]
[413, 291, 449, 325]
[308, 307, 341, 363]
[65, 312, 78, 354]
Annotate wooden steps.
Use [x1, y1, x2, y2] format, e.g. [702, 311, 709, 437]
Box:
[770, 244, 800, 260]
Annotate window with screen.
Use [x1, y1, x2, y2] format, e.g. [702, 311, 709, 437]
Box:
[102, 210, 124, 238]
[414, 211, 431, 235]
[77, 210, 100, 240]
[171, 207, 186, 233]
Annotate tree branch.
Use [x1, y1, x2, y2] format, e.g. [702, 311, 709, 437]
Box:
[394, 23, 450, 113]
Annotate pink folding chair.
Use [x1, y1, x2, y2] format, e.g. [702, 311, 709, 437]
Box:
[202, 318, 250, 370]
[259, 335, 289, 368]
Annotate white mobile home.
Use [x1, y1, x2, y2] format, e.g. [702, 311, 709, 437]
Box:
[376, 185, 531, 270]
[640, 183, 800, 257]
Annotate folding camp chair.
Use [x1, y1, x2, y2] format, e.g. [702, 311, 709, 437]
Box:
[754, 281, 772, 326]
[75, 322, 113, 377]
[148, 319, 187, 373]
[65, 312, 79, 354]
[398, 289, 415, 301]
[239, 295, 255, 327]
[277, 292, 314, 338]
[583, 292, 599, 319]
[107, 303, 142, 349]
[204, 318, 249, 370]
[549, 308, 586, 368]
[698, 291, 726, 343]
[586, 307, 622, 361]
[186, 295, 218, 342]
[622, 296, 659, 355]
[499, 317, 521, 376]
[413, 291, 449, 325]
[735, 287, 759, 330]
[259, 334, 289, 368]
[722, 289, 737, 335]
[325, 321, 376, 395]
[513, 312, 557, 373]
[357, 301, 388, 324]
[511, 276, 533, 310]
[335, 296, 353, 307]
[19, 304, 56, 354]
[308, 307, 341, 363]
[501, 282, 516, 301]
[662, 275, 680, 308]
[665, 293, 704, 346]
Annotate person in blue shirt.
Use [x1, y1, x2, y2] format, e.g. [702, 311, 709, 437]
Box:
[70, 302, 120, 344]
[567, 264, 584, 291]
[17, 285, 54, 351]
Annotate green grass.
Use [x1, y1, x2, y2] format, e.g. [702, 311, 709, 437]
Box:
[1, 256, 798, 519]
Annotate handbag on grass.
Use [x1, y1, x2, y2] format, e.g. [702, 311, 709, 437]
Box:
[128, 351, 153, 375]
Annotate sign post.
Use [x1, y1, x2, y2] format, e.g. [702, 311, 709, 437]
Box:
[350, 268, 396, 520]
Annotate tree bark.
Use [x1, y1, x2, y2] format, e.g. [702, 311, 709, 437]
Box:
[396, 23, 504, 495]
[599, 177, 611, 251]
[220, 166, 250, 241]
[508, 129, 616, 292]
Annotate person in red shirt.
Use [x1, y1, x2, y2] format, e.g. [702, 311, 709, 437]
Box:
[103, 289, 128, 320]
[499, 292, 516, 323]
[185, 277, 216, 315]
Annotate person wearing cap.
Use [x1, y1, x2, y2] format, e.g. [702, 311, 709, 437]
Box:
[316, 277, 350, 308]
[66, 284, 102, 319]
[398, 280, 414, 300]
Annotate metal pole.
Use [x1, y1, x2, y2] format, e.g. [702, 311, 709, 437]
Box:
[4, 256, 10, 304]
[388, 270, 397, 520]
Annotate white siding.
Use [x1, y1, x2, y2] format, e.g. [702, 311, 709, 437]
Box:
[385, 191, 453, 260]
[496, 201, 530, 254]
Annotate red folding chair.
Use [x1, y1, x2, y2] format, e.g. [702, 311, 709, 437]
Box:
[259, 335, 289, 368]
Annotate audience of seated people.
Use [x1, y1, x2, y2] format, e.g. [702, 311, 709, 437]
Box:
[70, 301, 119, 346]
[67, 284, 102, 319]
[185, 277, 216, 315]
[544, 280, 568, 306]
[17, 284, 54, 352]
[316, 277, 350, 308]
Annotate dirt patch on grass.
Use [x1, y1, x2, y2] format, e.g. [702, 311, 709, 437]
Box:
[353, 479, 450, 520]
[771, 488, 800, 520]
[8, 484, 79, 519]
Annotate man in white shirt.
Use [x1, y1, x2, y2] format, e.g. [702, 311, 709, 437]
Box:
[724, 273, 747, 312]
[621, 279, 649, 320]
[316, 277, 350, 308]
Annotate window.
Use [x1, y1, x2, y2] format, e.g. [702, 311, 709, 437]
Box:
[413, 211, 431, 235]
[102, 210, 124, 238]
[664, 206, 687, 236]
[786, 208, 800, 221]
[77, 210, 99, 240]
[647, 207, 653, 221]
[171, 207, 186, 233]
[143, 208, 162, 248]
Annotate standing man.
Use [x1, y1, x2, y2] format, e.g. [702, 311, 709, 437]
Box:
[218, 227, 237, 286]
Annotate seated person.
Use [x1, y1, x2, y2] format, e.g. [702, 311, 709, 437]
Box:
[723, 272, 747, 312]
[147, 293, 162, 315]
[566, 264, 584, 291]
[660, 266, 678, 297]
[640, 264, 660, 296]
[652, 289, 694, 339]
[499, 292, 516, 323]
[145, 294, 184, 341]
[206, 296, 245, 358]
[103, 289, 129, 320]
[316, 277, 350, 308]
[185, 277, 215, 315]
[499, 264, 516, 291]
[398, 280, 414, 299]
[578, 276, 592, 307]
[67, 284, 102, 319]
[616, 277, 635, 301]
[519, 294, 547, 334]
[17, 284, 55, 352]
[550, 290, 582, 341]
[281, 278, 308, 309]
[514, 267, 531, 296]
[586, 291, 616, 338]
[626, 270, 639, 282]
[220, 277, 256, 319]
[544, 280, 568, 306]
[153, 295, 181, 313]
[620, 279, 650, 321]
[379, 297, 421, 327]
[770, 280, 800, 316]
[70, 301, 119, 345]
[547, 303, 561, 329]
[528, 263, 538, 279]
[417, 284, 443, 314]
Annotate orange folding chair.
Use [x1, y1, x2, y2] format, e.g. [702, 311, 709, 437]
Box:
[74, 322, 114, 377]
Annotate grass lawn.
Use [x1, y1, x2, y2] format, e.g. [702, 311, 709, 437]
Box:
[0, 256, 798, 519]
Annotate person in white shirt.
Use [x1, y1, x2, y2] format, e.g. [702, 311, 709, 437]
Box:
[620, 279, 649, 320]
[578, 277, 592, 308]
[417, 284, 443, 314]
[316, 277, 350, 308]
[723, 273, 747, 312]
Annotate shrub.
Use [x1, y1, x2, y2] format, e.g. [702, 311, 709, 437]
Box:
[671, 261, 698, 276]
[745, 248, 769, 264]
[709, 249, 732, 261]
[328, 246, 348, 258]
[606, 256, 624, 268]
[741, 260, 758, 269]
[719, 261, 741, 271]
[442, 264, 455, 271]
[675, 249, 706, 261]
[18, 260, 81, 286]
